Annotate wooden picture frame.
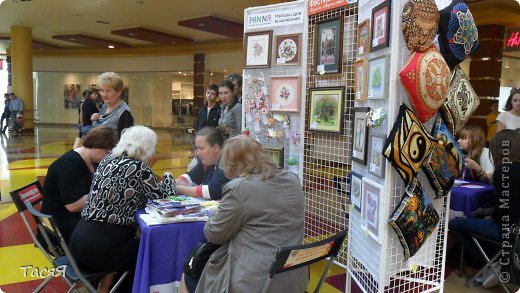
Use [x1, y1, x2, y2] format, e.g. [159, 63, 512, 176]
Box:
[264, 146, 284, 168]
[370, 0, 391, 52]
[361, 177, 383, 243]
[274, 33, 301, 66]
[315, 17, 343, 74]
[350, 172, 363, 212]
[244, 30, 273, 68]
[354, 59, 367, 101]
[307, 87, 345, 134]
[352, 107, 370, 165]
[367, 55, 388, 100]
[269, 76, 300, 112]
[368, 133, 386, 178]
[356, 19, 370, 56]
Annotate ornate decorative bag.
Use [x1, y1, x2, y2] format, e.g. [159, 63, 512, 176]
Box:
[439, 65, 480, 134]
[388, 181, 440, 259]
[401, 0, 439, 52]
[437, 0, 479, 67]
[383, 104, 436, 186]
[399, 45, 450, 122]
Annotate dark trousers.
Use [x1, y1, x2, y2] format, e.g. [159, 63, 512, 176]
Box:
[449, 217, 500, 267]
[70, 219, 139, 292]
[0, 112, 9, 131]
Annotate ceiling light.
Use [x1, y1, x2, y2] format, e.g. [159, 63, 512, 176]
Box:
[197, 23, 206, 27]
[128, 32, 135, 36]
[69, 38, 76, 41]
[108, 45, 115, 49]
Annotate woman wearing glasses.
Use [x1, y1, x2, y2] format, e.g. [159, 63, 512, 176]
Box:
[496, 88, 520, 132]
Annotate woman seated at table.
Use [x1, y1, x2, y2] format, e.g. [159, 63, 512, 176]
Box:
[449, 130, 520, 280]
[40, 126, 117, 250]
[70, 125, 176, 291]
[175, 127, 229, 200]
[181, 135, 308, 293]
[457, 125, 494, 183]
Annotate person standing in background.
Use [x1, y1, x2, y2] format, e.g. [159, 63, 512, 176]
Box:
[195, 84, 220, 132]
[217, 80, 242, 138]
[227, 73, 242, 104]
[8, 93, 23, 134]
[90, 72, 134, 137]
[496, 87, 520, 132]
[80, 88, 101, 136]
[485, 101, 499, 145]
[0, 93, 11, 132]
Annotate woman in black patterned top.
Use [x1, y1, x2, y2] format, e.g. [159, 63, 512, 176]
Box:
[70, 125, 176, 291]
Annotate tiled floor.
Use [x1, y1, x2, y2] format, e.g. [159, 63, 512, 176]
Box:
[0, 126, 512, 292]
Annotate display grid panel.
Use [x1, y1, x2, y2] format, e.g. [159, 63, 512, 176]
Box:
[303, 3, 358, 267]
[347, 0, 449, 292]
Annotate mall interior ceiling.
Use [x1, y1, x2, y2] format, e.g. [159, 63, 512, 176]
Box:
[0, 0, 518, 57]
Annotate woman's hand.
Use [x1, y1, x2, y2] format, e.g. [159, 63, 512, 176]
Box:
[464, 158, 480, 171]
[91, 113, 100, 121]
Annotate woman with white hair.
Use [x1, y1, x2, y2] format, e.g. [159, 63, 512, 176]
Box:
[70, 125, 175, 291]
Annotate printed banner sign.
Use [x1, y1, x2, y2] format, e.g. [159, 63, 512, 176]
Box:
[246, 6, 304, 29]
[308, 0, 355, 16]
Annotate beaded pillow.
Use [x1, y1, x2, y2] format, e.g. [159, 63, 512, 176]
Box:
[399, 45, 450, 122]
[432, 114, 464, 174]
[422, 142, 457, 198]
[437, 0, 479, 67]
[388, 181, 440, 259]
[439, 65, 480, 134]
[383, 104, 436, 186]
[401, 0, 439, 52]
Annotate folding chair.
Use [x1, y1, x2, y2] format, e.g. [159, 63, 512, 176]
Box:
[9, 181, 54, 263]
[25, 201, 129, 293]
[261, 230, 347, 293]
[464, 228, 520, 293]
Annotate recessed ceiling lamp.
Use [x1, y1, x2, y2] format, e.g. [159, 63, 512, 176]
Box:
[108, 45, 115, 49]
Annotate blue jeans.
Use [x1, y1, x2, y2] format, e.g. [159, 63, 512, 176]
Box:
[449, 217, 500, 267]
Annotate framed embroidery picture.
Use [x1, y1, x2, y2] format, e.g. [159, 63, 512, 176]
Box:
[307, 87, 345, 134]
[274, 33, 301, 66]
[371, 0, 391, 52]
[352, 107, 370, 165]
[368, 133, 386, 178]
[367, 55, 388, 99]
[244, 30, 273, 68]
[315, 17, 343, 74]
[362, 177, 383, 243]
[354, 59, 367, 101]
[269, 76, 300, 112]
[264, 146, 284, 168]
[356, 19, 370, 56]
[350, 172, 363, 212]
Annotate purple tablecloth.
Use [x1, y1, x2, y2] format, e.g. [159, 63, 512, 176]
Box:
[449, 182, 495, 219]
[133, 210, 206, 292]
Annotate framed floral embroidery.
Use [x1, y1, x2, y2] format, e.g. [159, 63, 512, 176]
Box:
[269, 76, 300, 112]
[244, 30, 273, 68]
[274, 33, 301, 66]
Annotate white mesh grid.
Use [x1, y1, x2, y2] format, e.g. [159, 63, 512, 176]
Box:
[243, 1, 308, 177]
[347, 0, 450, 292]
[303, 4, 358, 267]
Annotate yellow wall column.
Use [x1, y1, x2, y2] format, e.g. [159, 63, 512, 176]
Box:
[11, 26, 34, 131]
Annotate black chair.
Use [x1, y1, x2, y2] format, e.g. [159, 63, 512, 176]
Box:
[261, 230, 347, 293]
[9, 181, 57, 261]
[25, 201, 129, 293]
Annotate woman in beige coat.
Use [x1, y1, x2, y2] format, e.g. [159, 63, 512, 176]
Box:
[182, 135, 308, 293]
